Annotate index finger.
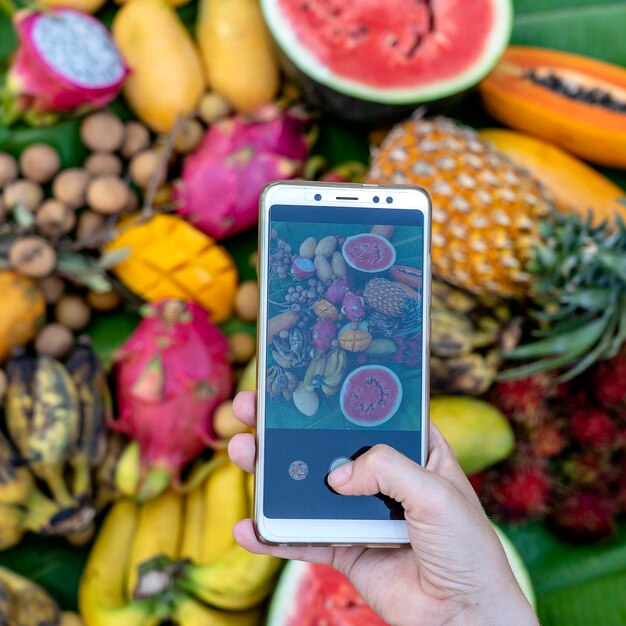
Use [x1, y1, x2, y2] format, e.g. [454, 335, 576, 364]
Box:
[232, 390, 258, 428]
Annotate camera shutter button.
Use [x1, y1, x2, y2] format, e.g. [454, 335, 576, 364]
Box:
[328, 456, 352, 473]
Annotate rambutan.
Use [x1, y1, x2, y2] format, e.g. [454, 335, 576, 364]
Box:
[561, 451, 616, 487]
[468, 473, 484, 495]
[529, 424, 567, 458]
[482, 459, 552, 522]
[570, 407, 618, 449]
[549, 490, 617, 542]
[592, 349, 626, 418]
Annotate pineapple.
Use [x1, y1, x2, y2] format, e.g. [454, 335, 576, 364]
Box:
[364, 278, 421, 331]
[366, 115, 553, 298]
[367, 114, 626, 380]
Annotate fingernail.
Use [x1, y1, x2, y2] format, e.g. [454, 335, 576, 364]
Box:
[328, 461, 353, 487]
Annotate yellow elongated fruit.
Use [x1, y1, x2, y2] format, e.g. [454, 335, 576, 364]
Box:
[126, 490, 183, 598]
[0, 503, 26, 550]
[0, 566, 60, 626]
[79, 500, 158, 626]
[113, 0, 205, 132]
[40, 0, 107, 13]
[173, 595, 262, 626]
[115, 441, 142, 498]
[201, 459, 247, 563]
[61, 612, 86, 626]
[179, 485, 206, 561]
[196, 0, 279, 111]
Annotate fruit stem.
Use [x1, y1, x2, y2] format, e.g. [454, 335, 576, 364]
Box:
[0, 0, 15, 17]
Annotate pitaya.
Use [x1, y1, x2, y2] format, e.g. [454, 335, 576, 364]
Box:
[174, 104, 310, 239]
[110, 299, 233, 500]
[5, 9, 127, 123]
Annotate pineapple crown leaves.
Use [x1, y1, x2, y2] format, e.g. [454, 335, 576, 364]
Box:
[500, 212, 626, 381]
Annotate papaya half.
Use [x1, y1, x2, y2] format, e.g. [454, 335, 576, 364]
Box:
[480, 129, 626, 224]
[479, 46, 626, 169]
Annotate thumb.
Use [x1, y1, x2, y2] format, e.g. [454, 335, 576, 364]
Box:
[327, 444, 451, 518]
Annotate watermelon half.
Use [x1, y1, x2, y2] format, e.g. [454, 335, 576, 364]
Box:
[267, 524, 535, 626]
[261, 0, 513, 121]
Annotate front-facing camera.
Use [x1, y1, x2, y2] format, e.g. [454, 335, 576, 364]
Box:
[373, 196, 380, 203]
[386, 196, 393, 204]
[314, 193, 322, 201]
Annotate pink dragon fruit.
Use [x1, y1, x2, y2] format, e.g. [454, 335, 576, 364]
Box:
[174, 104, 310, 240]
[110, 299, 233, 500]
[5, 9, 127, 122]
[312, 317, 336, 353]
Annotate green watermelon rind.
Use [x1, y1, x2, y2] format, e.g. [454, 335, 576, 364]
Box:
[342, 233, 397, 273]
[340, 365, 403, 427]
[260, 0, 514, 106]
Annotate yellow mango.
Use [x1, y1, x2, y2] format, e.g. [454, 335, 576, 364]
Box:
[196, 0, 279, 112]
[113, 0, 205, 132]
[40, 0, 107, 13]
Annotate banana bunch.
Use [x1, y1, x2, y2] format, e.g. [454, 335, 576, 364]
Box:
[1, 339, 114, 546]
[79, 454, 280, 626]
[0, 566, 61, 626]
[303, 346, 347, 395]
[430, 280, 521, 395]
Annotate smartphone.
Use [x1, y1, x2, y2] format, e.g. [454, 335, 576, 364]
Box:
[255, 181, 431, 546]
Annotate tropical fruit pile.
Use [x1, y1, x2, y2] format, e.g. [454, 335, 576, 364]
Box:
[0, 0, 626, 623]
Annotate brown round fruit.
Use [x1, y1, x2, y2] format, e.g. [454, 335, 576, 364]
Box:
[228, 331, 256, 364]
[153, 184, 172, 207]
[36, 200, 76, 237]
[3, 179, 43, 211]
[55, 294, 91, 331]
[53, 168, 91, 208]
[0, 153, 18, 188]
[19, 143, 61, 183]
[198, 92, 231, 125]
[121, 121, 150, 158]
[76, 210, 107, 245]
[235, 280, 259, 322]
[125, 189, 140, 213]
[87, 176, 130, 215]
[87, 289, 121, 311]
[213, 400, 248, 439]
[84, 152, 123, 177]
[174, 119, 204, 154]
[9, 237, 57, 279]
[129, 150, 162, 188]
[80, 111, 125, 152]
[35, 323, 74, 358]
[38, 274, 66, 304]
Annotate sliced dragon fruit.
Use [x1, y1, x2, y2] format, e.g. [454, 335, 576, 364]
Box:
[5, 9, 127, 122]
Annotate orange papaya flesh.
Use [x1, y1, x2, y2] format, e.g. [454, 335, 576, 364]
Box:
[480, 128, 626, 224]
[479, 46, 626, 168]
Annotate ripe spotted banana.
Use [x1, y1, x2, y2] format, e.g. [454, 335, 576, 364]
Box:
[0, 566, 60, 626]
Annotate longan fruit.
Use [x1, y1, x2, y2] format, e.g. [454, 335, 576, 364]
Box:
[228, 331, 256, 364]
[86, 176, 130, 215]
[121, 121, 150, 159]
[87, 289, 121, 311]
[53, 168, 91, 208]
[84, 152, 123, 177]
[0, 153, 18, 189]
[55, 294, 91, 331]
[36, 199, 76, 237]
[80, 111, 125, 152]
[129, 150, 162, 188]
[235, 280, 259, 322]
[35, 323, 74, 358]
[9, 236, 56, 278]
[174, 119, 204, 154]
[39, 274, 66, 304]
[19, 143, 61, 183]
[76, 210, 107, 244]
[3, 179, 43, 212]
[198, 92, 231, 125]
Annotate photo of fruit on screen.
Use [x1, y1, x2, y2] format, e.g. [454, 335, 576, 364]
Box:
[265, 211, 424, 433]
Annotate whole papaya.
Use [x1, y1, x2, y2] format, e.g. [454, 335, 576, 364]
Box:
[113, 0, 205, 132]
[196, 0, 279, 112]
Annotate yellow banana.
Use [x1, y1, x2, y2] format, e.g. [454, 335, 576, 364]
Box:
[179, 484, 205, 562]
[173, 595, 262, 626]
[79, 500, 158, 626]
[95, 434, 126, 510]
[0, 577, 14, 621]
[0, 462, 35, 505]
[114, 442, 142, 499]
[5, 353, 36, 458]
[431, 279, 476, 314]
[61, 611, 85, 626]
[201, 459, 247, 564]
[126, 490, 184, 598]
[0, 566, 60, 626]
[182, 545, 282, 611]
[0, 504, 25, 550]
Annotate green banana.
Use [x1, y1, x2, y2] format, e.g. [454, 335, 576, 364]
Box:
[0, 567, 60, 626]
[65, 339, 111, 500]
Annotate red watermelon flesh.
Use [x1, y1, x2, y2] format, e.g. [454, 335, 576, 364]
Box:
[277, 0, 497, 89]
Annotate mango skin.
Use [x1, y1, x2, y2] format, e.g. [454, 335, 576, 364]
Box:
[430, 396, 514, 475]
[113, 0, 205, 132]
[40, 0, 107, 13]
[196, 0, 279, 112]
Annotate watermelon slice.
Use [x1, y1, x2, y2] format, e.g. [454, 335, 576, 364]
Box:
[261, 0, 513, 121]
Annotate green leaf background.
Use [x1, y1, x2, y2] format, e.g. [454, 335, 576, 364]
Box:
[0, 0, 626, 622]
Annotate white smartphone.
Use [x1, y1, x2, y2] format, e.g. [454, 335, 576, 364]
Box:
[255, 181, 431, 546]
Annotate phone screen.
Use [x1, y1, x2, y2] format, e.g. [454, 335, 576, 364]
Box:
[263, 203, 426, 521]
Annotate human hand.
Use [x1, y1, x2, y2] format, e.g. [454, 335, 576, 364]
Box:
[228, 390, 538, 626]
